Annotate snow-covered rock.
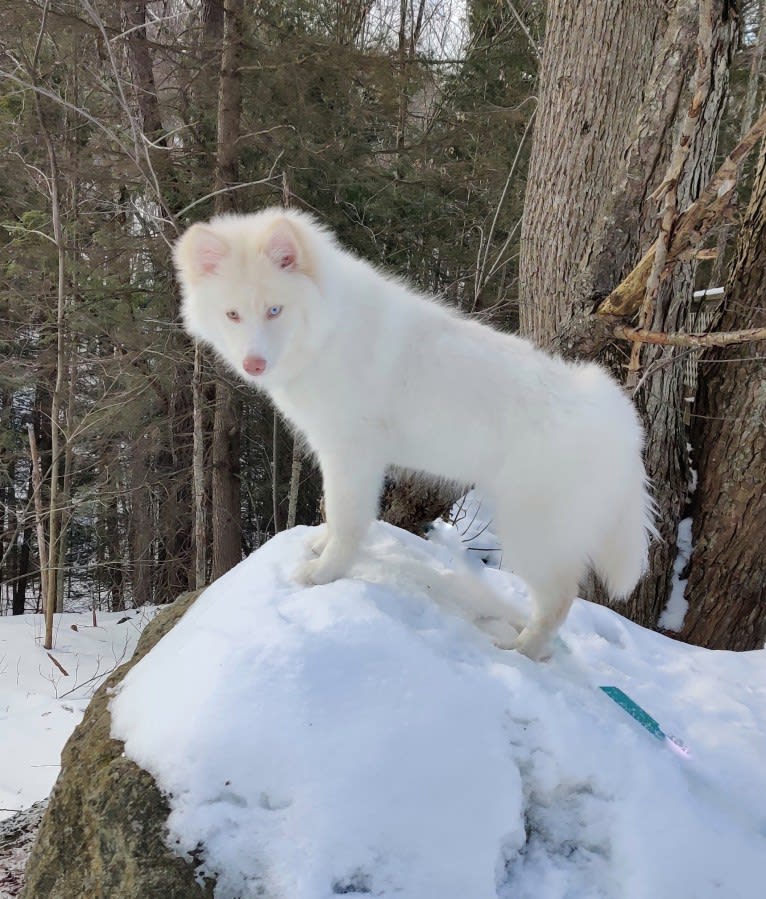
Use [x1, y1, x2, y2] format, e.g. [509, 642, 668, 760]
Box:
[102, 523, 766, 899]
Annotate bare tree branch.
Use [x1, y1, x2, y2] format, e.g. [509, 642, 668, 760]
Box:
[615, 324, 766, 348]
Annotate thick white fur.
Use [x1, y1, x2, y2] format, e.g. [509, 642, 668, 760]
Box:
[174, 208, 655, 659]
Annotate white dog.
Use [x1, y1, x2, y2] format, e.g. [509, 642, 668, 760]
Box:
[174, 208, 654, 659]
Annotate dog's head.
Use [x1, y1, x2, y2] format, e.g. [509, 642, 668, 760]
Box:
[174, 210, 329, 387]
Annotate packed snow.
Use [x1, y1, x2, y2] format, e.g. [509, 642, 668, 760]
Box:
[0, 608, 156, 820]
[108, 522, 766, 899]
[660, 516, 694, 632]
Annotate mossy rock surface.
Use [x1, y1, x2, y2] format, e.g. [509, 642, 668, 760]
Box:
[21, 591, 216, 899]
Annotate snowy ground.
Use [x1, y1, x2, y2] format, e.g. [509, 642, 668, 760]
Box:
[0, 607, 156, 820]
[106, 522, 766, 899]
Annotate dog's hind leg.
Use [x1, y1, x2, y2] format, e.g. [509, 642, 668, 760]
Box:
[511, 574, 578, 660]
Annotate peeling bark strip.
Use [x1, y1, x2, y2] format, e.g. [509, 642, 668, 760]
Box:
[599, 105, 766, 319]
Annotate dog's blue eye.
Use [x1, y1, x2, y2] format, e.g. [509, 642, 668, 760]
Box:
[267, 305, 283, 319]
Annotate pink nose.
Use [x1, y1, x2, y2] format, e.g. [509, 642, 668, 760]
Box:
[243, 355, 267, 376]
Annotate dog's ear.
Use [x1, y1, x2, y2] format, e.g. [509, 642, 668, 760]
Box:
[264, 219, 303, 272]
[174, 224, 230, 281]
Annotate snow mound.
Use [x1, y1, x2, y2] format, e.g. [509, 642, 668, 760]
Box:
[110, 524, 766, 899]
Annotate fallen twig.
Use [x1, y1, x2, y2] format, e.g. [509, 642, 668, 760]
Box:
[46, 652, 69, 677]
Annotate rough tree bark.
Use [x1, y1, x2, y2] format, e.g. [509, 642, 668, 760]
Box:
[519, 0, 737, 632]
[27, 424, 48, 616]
[13, 524, 31, 616]
[128, 432, 153, 605]
[681, 142, 766, 650]
[120, 0, 196, 601]
[202, 0, 225, 43]
[121, 1, 165, 143]
[155, 386, 195, 603]
[625, 1, 737, 630]
[192, 344, 207, 589]
[519, 0, 672, 348]
[210, 0, 244, 580]
[29, 1, 67, 646]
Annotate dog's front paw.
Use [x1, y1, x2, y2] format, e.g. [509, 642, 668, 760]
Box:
[293, 556, 345, 587]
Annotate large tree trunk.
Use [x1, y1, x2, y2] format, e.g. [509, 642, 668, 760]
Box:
[680, 143, 766, 650]
[121, 1, 165, 143]
[519, 0, 736, 632]
[626, 2, 737, 630]
[210, 0, 244, 580]
[519, 0, 671, 348]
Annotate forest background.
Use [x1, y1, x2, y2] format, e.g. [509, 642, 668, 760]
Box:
[1, 0, 764, 651]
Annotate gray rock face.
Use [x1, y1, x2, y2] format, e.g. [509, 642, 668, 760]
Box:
[21, 591, 216, 899]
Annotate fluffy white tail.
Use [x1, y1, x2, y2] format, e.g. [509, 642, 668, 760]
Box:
[593, 478, 656, 599]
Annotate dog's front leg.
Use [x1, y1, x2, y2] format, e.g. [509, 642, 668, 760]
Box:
[295, 456, 383, 586]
